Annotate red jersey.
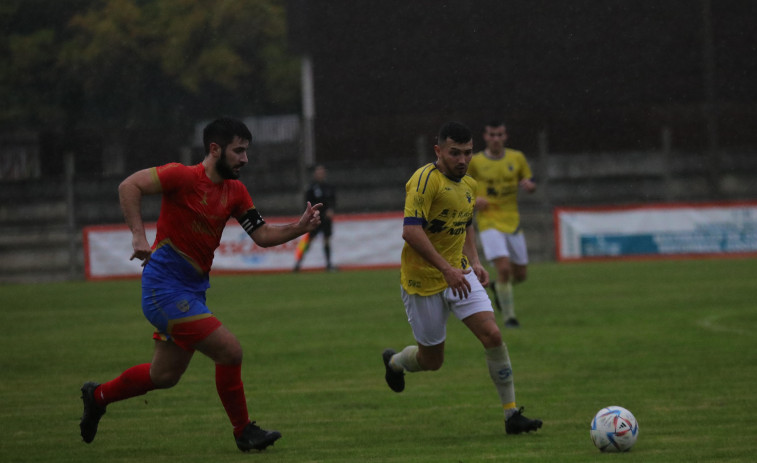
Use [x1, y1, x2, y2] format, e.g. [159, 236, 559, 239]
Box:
[151, 163, 255, 273]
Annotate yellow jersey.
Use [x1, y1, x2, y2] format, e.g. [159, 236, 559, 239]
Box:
[401, 163, 477, 296]
[467, 149, 533, 233]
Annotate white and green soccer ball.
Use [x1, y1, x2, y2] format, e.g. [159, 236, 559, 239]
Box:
[590, 406, 639, 452]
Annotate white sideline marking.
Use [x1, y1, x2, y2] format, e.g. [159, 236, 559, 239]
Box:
[696, 314, 751, 336]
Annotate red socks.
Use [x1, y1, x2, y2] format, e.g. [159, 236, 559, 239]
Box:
[215, 364, 250, 437]
[93, 362, 250, 437]
[94, 363, 156, 407]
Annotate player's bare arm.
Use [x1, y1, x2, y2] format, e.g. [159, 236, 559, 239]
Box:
[118, 168, 162, 264]
[519, 178, 537, 193]
[463, 224, 489, 287]
[474, 196, 489, 211]
[402, 224, 472, 299]
[250, 202, 323, 248]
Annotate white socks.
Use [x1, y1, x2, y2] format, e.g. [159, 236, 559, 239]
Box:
[494, 281, 516, 320]
[391, 345, 422, 372]
[485, 343, 517, 415]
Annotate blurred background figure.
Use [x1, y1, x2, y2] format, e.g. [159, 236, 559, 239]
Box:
[468, 120, 537, 328]
[294, 164, 337, 271]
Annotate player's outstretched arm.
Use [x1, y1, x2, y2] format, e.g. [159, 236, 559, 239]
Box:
[250, 202, 323, 248]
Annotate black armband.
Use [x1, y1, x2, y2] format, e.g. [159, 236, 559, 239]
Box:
[239, 209, 266, 235]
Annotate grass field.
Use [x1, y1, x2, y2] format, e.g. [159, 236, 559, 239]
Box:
[2, 258, 756, 462]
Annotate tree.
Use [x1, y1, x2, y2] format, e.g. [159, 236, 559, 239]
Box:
[0, 0, 95, 127]
[1, 0, 300, 132]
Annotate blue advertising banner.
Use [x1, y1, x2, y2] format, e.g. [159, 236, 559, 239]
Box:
[555, 202, 757, 261]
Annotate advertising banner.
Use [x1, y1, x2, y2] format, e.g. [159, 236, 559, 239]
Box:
[84, 212, 404, 280]
[555, 202, 757, 261]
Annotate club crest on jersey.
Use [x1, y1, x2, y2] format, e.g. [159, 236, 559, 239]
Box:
[465, 191, 472, 203]
[176, 300, 190, 313]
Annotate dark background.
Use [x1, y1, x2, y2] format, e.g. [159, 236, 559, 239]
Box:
[287, 0, 756, 160]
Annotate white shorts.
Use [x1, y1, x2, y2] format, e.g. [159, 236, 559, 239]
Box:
[401, 270, 494, 346]
[479, 228, 529, 265]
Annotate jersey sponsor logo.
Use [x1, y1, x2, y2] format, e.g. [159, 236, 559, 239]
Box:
[427, 219, 447, 234]
[448, 220, 467, 235]
[427, 218, 469, 236]
[407, 279, 422, 288]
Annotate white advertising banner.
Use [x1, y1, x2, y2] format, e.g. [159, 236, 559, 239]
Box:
[555, 202, 757, 261]
[84, 212, 404, 280]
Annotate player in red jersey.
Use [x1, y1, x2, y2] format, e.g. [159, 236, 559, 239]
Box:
[80, 117, 322, 452]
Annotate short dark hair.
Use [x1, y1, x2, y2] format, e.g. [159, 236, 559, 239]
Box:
[485, 119, 505, 129]
[203, 117, 252, 154]
[437, 121, 472, 145]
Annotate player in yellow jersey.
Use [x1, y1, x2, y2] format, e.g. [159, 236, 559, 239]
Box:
[468, 120, 537, 328]
[382, 121, 542, 435]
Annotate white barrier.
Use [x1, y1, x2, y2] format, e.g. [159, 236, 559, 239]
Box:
[84, 212, 404, 280]
[555, 201, 757, 261]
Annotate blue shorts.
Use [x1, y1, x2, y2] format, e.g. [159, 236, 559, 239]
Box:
[141, 245, 212, 337]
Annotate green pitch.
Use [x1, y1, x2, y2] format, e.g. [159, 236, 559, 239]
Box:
[2, 258, 756, 462]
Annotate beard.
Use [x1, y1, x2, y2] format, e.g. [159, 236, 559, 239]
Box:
[215, 150, 239, 180]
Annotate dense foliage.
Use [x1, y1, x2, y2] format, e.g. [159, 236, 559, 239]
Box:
[0, 0, 300, 132]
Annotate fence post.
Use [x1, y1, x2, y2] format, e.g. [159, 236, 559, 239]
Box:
[661, 126, 673, 201]
[536, 128, 554, 261]
[700, 0, 721, 199]
[64, 151, 78, 279]
[300, 55, 316, 197]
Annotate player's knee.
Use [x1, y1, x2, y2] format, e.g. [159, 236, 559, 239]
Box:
[421, 357, 444, 371]
[512, 266, 527, 283]
[151, 369, 183, 389]
[479, 326, 503, 348]
[217, 344, 243, 366]
[418, 352, 444, 371]
[200, 329, 244, 365]
[497, 267, 512, 282]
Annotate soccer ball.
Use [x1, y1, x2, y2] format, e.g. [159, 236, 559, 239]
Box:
[590, 406, 639, 452]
